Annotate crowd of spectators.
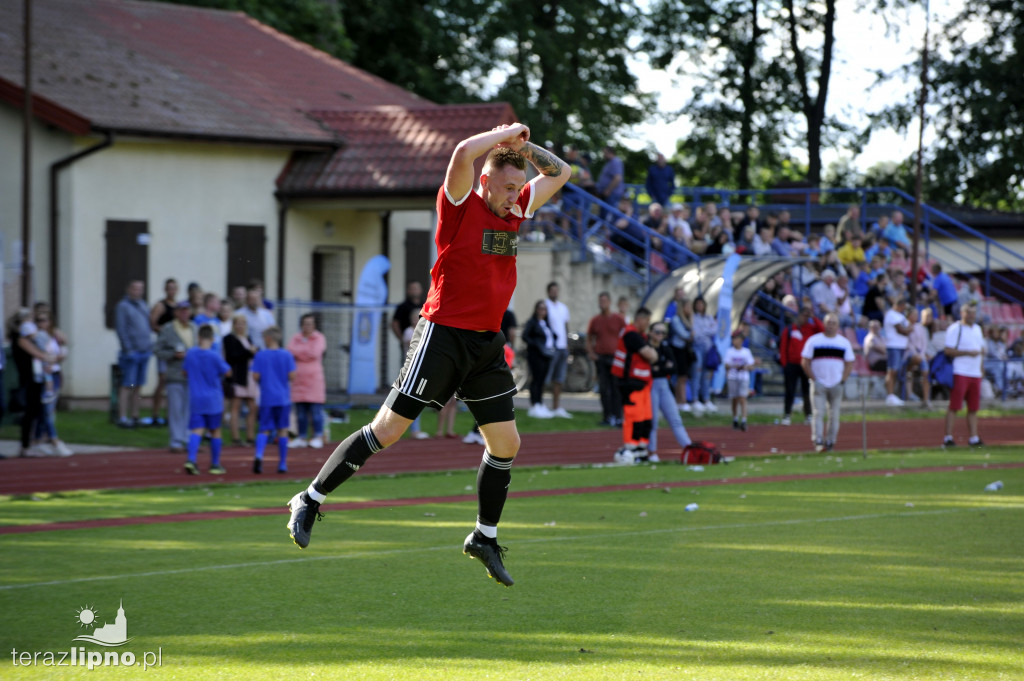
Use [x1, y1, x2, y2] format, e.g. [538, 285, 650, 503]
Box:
[518, 148, 1024, 403]
[103, 277, 329, 456]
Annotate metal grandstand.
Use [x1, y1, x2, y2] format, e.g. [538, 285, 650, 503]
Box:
[521, 182, 1024, 399]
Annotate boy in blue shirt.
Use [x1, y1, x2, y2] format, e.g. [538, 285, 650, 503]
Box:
[182, 324, 232, 475]
[251, 326, 296, 474]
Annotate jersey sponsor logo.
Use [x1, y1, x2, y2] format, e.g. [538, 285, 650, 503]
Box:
[481, 229, 518, 256]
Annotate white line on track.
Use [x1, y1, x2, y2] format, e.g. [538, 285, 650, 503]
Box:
[2, 506, 1012, 592]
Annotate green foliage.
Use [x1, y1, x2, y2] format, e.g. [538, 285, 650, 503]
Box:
[145, 0, 1022, 210]
[642, 0, 850, 189]
[477, 0, 652, 150]
[868, 0, 1024, 210]
[337, 0, 477, 103]
[154, 0, 353, 60]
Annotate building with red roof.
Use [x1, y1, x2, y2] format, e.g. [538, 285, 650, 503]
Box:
[0, 0, 518, 398]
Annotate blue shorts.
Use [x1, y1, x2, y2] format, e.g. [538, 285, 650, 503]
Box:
[118, 351, 151, 388]
[886, 347, 906, 371]
[259, 404, 291, 432]
[189, 412, 223, 431]
[546, 348, 569, 384]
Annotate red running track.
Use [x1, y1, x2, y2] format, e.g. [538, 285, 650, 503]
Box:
[2, 416, 1023, 496]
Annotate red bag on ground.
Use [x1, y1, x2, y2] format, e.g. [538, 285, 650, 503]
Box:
[681, 441, 724, 465]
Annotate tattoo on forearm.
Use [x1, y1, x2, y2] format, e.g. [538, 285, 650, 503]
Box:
[522, 142, 568, 177]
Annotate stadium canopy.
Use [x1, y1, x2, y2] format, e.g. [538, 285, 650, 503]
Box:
[643, 255, 816, 330]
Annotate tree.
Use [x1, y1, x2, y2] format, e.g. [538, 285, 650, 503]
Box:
[153, 0, 353, 60]
[644, 0, 860, 189]
[338, 0, 480, 104]
[778, 0, 837, 186]
[476, 0, 652, 150]
[869, 0, 1024, 210]
[643, 0, 773, 188]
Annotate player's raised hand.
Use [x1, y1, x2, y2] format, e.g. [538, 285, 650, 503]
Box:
[493, 123, 530, 150]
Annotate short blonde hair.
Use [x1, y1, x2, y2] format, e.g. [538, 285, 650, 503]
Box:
[484, 146, 527, 173]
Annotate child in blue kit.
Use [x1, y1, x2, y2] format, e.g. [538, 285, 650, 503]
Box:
[251, 326, 297, 474]
[182, 324, 232, 475]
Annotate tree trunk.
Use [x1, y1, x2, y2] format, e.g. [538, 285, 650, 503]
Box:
[737, 0, 762, 187]
[784, 0, 835, 187]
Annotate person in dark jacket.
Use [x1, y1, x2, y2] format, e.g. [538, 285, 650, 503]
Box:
[521, 300, 555, 418]
[223, 314, 258, 446]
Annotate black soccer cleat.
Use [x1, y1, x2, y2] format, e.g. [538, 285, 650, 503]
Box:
[464, 532, 514, 587]
[287, 491, 322, 549]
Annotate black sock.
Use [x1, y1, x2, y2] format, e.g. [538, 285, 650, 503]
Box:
[313, 425, 383, 494]
[476, 451, 513, 528]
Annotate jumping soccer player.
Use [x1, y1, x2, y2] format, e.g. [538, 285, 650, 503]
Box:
[286, 123, 571, 586]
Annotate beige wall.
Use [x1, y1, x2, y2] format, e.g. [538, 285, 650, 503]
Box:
[927, 237, 1024, 278]
[0, 105, 75, 315]
[60, 140, 289, 397]
[284, 206, 437, 383]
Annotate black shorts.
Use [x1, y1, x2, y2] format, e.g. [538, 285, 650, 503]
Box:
[385, 318, 516, 425]
[671, 345, 693, 378]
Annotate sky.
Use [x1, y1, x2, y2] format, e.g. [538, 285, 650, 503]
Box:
[624, 1, 966, 175]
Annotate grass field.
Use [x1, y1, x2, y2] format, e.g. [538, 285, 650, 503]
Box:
[2, 446, 1023, 680]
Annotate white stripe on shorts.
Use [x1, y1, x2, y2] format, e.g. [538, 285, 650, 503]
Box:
[400, 320, 434, 395]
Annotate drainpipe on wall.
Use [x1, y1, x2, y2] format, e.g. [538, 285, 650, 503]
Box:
[277, 197, 288, 315]
[49, 132, 113, 320]
[21, 0, 33, 307]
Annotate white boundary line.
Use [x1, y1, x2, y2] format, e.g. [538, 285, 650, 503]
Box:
[1, 506, 1011, 592]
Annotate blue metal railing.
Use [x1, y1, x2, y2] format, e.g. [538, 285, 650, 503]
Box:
[529, 183, 1024, 401]
[545, 183, 700, 290]
[532, 182, 1023, 312]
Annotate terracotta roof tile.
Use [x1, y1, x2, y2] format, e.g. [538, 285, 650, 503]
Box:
[278, 104, 520, 197]
[0, 0, 520, 195]
[0, 0, 430, 143]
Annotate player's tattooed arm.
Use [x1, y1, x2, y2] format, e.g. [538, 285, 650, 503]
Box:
[521, 142, 570, 178]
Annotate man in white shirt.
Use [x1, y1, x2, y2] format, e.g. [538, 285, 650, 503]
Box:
[544, 282, 572, 418]
[666, 203, 693, 248]
[801, 313, 855, 452]
[242, 285, 276, 350]
[942, 300, 986, 447]
[904, 308, 932, 409]
[882, 297, 912, 406]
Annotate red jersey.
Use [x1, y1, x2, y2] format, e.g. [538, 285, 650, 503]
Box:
[421, 183, 535, 332]
[779, 318, 824, 366]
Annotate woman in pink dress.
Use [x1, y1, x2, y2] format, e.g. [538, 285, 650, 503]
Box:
[287, 313, 327, 448]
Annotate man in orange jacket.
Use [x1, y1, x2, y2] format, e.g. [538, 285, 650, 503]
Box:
[611, 307, 659, 463]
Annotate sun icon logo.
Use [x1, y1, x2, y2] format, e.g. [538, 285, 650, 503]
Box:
[76, 606, 98, 628]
